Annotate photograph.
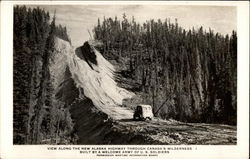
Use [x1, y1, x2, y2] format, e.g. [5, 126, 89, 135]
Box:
[12, 4, 238, 145]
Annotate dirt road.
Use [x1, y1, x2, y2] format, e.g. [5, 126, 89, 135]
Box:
[105, 118, 237, 145]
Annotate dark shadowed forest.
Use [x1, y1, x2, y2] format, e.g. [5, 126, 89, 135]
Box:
[93, 14, 237, 125]
[13, 6, 74, 144]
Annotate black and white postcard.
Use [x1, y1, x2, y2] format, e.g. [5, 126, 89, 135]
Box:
[0, 1, 249, 159]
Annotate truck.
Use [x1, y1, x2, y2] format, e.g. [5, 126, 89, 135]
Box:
[133, 105, 154, 121]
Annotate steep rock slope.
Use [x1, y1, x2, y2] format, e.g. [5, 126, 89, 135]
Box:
[52, 38, 137, 144]
[67, 41, 134, 120]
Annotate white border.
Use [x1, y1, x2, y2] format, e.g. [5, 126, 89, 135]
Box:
[1, 1, 249, 159]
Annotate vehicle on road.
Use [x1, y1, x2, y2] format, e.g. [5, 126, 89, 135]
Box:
[133, 105, 154, 121]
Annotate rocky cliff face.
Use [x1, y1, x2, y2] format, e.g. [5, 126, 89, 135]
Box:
[51, 38, 113, 144]
[51, 38, 136, 144]
[35, 37, 133, 144]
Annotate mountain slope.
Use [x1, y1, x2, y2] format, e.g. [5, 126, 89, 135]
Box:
[68, 41, 134, 120]
[52, 38, 236, 145]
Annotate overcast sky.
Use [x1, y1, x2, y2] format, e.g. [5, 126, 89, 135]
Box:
[29, 5, 236, 47]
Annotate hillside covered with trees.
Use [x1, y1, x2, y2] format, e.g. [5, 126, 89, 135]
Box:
[13, 6, 74, 144]
[93, 14, 237, 125]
